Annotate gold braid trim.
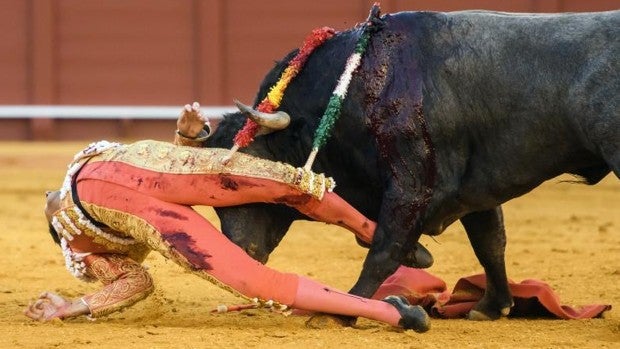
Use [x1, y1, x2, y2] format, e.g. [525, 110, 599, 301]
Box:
[88, 140, 336, 200]
[65, 203, 151, 262]
[52, 187, 150, 262]
[82, 254, 154, 318]
[82, 203, 255, 304]
[82, 202, 163, 257]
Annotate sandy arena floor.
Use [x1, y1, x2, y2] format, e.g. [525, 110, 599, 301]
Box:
[0, 141, 618, 348]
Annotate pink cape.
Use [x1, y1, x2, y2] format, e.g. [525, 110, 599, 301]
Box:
[372, 266, 611, 319]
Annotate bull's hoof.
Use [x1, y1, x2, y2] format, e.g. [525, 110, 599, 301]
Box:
[383, 296, 431, 333]
[401, 243, 434, 269]
[467, 305, 512, 321]
[305, 314, 355, 329]
[467, 309, 494, 321]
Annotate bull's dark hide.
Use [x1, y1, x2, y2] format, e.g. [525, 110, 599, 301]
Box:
[206, 9, 619, 321]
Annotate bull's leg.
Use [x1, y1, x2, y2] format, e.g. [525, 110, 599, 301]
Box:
[299, 192, 434, 268]
[345, 180, 429, 300]
[330, 236, 402, 326]
[349, 237, 402, 298]
[306, 223, 405, 328]
[460, 206, 513, 320]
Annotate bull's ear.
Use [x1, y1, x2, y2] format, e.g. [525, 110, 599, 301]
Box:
[234, 100, 291, 132]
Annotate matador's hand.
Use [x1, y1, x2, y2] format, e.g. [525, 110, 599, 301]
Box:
[177, 102, 210, 138]
[24, 292, 75, 321]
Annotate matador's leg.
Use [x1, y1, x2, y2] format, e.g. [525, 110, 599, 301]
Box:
[79, 154, 432, 267]
[79, 161, 375, 243]
[76, 179, 429, 329]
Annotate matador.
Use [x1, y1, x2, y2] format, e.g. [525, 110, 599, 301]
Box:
[24, 103, 430, 332]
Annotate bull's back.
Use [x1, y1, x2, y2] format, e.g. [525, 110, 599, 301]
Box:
[381, 10, 618, 208]
[422, 10, 619, 120]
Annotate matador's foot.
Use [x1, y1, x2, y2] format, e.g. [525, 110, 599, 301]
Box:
[383, 295, 430, 332]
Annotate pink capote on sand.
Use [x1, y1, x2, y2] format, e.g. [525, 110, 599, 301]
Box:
[372, 266, 611, 319]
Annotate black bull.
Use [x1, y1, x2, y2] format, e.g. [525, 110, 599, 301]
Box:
[205, 10, 619, 320]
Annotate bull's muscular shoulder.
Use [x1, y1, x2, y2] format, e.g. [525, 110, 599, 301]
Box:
[368, 10, 618, 199]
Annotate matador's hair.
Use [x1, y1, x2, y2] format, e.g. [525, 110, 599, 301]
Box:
[48, 223, 61, 246]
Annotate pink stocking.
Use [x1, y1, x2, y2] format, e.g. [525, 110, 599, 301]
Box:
[291, 276, 401, 327]
[298, 192, 376, 244]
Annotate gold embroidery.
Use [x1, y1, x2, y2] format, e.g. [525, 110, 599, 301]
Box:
[82, 254, 154, 318]
[87, 140, 335, 200]
[81, 203, 255, 304]
[53, 208, 150, 262]
[78, 203, 152, 262]
[52, 190, 146, 257]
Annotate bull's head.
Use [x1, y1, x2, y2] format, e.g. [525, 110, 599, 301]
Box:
[209, 101, 300, 263]
[206, 40, 383, 264]
[216, 203, 303, 263]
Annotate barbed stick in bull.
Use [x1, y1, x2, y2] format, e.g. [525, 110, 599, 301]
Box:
[222, 26, 336, 164]
[304, 3, 381, 170]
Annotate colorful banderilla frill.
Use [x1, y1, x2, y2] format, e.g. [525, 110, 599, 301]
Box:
[303, 4, 379, 170]
[228, 26, 336, 158]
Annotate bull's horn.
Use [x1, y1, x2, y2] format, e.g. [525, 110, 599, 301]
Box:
[234, 99, 290, 130]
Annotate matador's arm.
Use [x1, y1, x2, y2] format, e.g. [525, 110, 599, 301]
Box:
[80, 254, 154, 318]
[25, 254, 154, 321]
